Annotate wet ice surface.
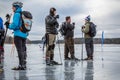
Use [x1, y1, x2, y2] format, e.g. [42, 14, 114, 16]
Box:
[0, 44, 120, 80]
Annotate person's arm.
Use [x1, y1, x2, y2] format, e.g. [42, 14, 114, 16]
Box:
[81, 23, 90, 33]
[9, 13, 21, 30]
[0, 18, 4, 29]
[66, 23, 74, 30]
[45, 15, 57, 25]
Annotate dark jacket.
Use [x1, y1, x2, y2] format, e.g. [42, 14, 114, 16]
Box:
[65, 22, 75, 38]
[45, 14, 59, 34]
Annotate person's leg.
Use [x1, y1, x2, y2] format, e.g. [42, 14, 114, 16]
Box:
[0, 30, 5, 47]
[48, 34, 56, 61]
[64, 38, 70, 59]
[45, 34, 51, 64]
[68, 38, 75, 59]
[85, 38, 92, 60]
[22, 38, 27, 68]
[50, 44, 55, 60]
[14, 36, 23, 67]
[90, 39, 94, 59]
[45, 34, 57, 65]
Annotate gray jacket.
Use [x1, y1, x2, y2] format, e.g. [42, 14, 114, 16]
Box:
[45, 14, 59, 34]
[64, 22, 75, 38]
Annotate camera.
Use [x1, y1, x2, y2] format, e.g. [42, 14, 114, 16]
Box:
[82, 25, 85, 29]
[55, 15, 59, 19]
[72, 22, 75, 26]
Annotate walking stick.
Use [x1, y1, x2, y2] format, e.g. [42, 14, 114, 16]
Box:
[10, 39, 15, 56]
[81, 32, 84, 60]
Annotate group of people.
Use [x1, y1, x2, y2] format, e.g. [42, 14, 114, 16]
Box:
[0, 1, 95, 71]
[45, 7, 95, 66]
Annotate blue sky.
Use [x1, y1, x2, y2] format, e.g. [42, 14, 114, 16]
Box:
[0, 0, 120, 40]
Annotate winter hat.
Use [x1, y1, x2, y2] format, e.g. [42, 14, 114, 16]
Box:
[12, 1, 23, 8]
[85, 15, 90, 21]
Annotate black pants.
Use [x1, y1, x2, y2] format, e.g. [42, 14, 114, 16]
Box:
[85, 38, 94, 58]
[14, 36, 27, 67]
[0, 30, 5, 47]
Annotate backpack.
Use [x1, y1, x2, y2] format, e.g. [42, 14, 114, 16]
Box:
[59, 22, 67, 36]
[20, 11, 33, 33]
[88, 22, 97, 37]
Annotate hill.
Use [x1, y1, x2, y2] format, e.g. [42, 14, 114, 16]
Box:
[30, 38, 120, 44]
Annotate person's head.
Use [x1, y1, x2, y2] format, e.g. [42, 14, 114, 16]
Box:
[85, 15, 91, 22]
[66, 16, 71, 23]
[49, 7, 56, 16]
[12, 1, 23, 12]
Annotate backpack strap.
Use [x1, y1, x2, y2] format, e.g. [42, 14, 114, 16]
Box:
[19, 12, 27, 33]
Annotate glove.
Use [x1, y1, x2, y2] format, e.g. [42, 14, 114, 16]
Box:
[4, 21, 9, 28]
[55, 15, 59, 19]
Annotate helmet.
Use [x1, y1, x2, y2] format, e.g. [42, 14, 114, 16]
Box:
[85, 15, 91, 21]
[12, 1, 23, 8]
[50, 7, 56, 15]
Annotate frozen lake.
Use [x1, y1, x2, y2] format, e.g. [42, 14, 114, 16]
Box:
[0, 44, 120, 80]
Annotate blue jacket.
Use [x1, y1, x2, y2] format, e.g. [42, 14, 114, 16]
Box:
[0, 17, 4, 29]
[9, 8, 28, 39]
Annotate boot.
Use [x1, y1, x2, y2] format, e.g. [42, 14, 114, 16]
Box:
[64, 57, 71, 60]
[71, 56, 80, 61]
[84, 57, 92, 60]
[12, 65, 26, 70]
[51, 60, 61, 65]
[46, 58, 53, 66]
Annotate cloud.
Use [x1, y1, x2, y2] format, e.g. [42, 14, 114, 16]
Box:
[0, 0, 120, 40]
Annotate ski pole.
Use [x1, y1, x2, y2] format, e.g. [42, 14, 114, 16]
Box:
[10, 39, 15, 56]
[81, 32, 84, 60]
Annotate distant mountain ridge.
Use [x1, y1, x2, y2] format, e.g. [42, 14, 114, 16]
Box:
[30, 38, 120, 44]
[5, 36, 30, 44]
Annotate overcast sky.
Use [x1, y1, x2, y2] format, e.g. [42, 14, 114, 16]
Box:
[0, 0, 120, 40]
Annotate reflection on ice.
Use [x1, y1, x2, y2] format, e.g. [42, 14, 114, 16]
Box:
[0, 44, 120, 80]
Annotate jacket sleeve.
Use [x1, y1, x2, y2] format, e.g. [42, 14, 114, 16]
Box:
[81, 23, 90, 33]
[9, 13, 21, 30]
[0, 18, 4, 29]
[45, 16, 57, 25]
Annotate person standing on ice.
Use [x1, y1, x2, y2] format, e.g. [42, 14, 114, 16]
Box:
[45, 7, 60, 65]
[81, 15, 96, 60]
[7, 2, 28, 70]
[61, 16, 79, 60]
